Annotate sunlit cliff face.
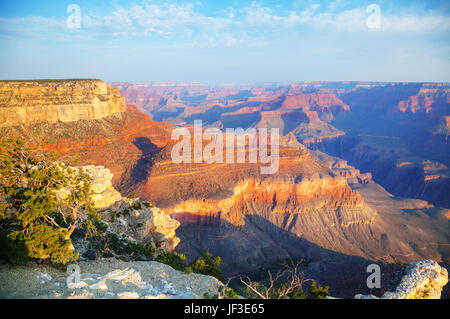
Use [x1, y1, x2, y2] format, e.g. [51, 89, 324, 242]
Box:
[0, 80, 126, 127]
[168, 177, 363, 224]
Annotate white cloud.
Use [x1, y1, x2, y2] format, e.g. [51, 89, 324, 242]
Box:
[381, 14, 450, 33]
[87, 3, 232, 37]
[241, 4, 450, 33]
[0, 2, 448, 46]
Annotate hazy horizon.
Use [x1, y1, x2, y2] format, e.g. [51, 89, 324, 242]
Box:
[0, 79, 449, 86]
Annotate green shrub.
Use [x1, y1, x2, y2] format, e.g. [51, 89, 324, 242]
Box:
[7, 224, 77, 265]
[155, 251, 187, 271]
[309, 280, 330, 299]
[191, 252, 223, 280]
[220, 286, 240, 299]
[0, 138, 101, 265]
[84, 232, 155, 261]
[142, 201, 155, 208]
[126, 241, 155, 259]
[203, 286, 240, 299]
[274, 283, 307, 299]
[129, 192, 137, 199]
[1, 231, 29, 265]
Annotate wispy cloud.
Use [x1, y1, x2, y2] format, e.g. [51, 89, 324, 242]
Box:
[0, 1, 448, 82]
[241, 2, 450, 33]
[85, 3, 232, 37]
[0, 1, 448, 46]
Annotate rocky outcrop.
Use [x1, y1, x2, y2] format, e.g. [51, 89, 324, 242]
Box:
[435, 116, 450, 140]
[397, 95, 435, 113]
[54, 164, 122, 211]
[66, 164, 180, 253]
[0, 259, 223, 299]
[312, 152, 374, 185]
[0, 80, 126, 127]
[80, 165, 123, 209]
[355, 260, 449, 299]
[100, 199, 180, 252]
[397, 83, 449, 114]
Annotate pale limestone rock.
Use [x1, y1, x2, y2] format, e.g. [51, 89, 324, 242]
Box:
[89, 280, 108, 291]
[80, 165, 122, 209]
[147, 207, 181, 251]
[102, 267, 142, 283]
[354, 260, 448, 299]
[67, 281, 88, 290]
[0, 259, 224, 299]
[381, 260, 448, 299]
[61, 164, 180, 253]
[141, 294, 169, 299]
[117, 291, 140, 299]
[101, 199, 181, 252]
[55, 164, 122, 210]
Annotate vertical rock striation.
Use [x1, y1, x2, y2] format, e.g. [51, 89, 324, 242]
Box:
[0, 80, 126, 127]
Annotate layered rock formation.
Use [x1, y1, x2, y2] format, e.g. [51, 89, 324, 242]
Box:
[302, 82, 450, 209]
[311, 151, 374, 185]
[281, 93, 349, 112]
[1, 79, 448, 298]
[124, 132, 447, 279]
[312, 126, 450, 209]
[0, 80, 126, 127]
[436, 116, 450, 140]
[115, 82, 350, 144]
[396, 83, 449, 114]
[0, 103, 172, 190]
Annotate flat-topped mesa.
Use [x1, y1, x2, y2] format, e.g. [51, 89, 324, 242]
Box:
[281, 93, 350, 112]
[0, 79, 126, 127]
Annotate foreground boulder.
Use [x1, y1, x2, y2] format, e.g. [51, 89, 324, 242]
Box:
[355, 260, 448, 299]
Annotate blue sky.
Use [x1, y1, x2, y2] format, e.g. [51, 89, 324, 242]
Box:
[0, 0, 449, 83]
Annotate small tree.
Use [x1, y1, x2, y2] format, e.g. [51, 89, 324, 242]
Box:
[309, 280, 330, 299]
[0, 138, 101, 265]
[240, 260, 313, 299]
[191, 252, 223, 280]
[203, 280, 240, 299]
[155, 251, 187, 271]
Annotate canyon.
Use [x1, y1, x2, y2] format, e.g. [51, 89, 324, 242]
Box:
[0, 79, 448, 298]
[116, 81, 450, 210]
